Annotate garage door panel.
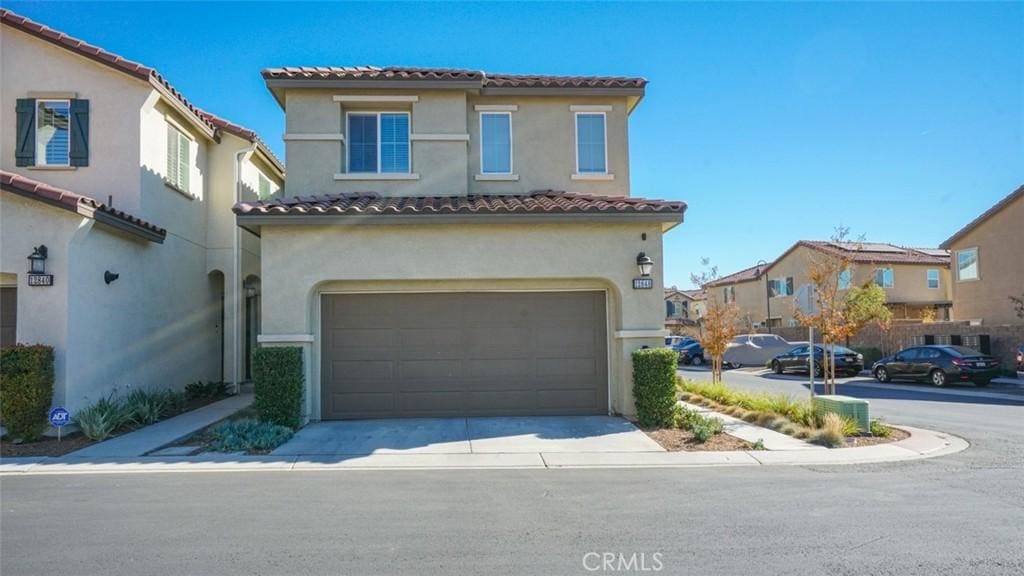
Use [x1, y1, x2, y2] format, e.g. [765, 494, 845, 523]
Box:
[321, 291, 607, 419]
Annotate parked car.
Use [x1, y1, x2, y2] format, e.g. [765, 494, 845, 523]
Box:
[872, 345, 1001, 387]
[770, 345, 864, 377]
[723, 334, 793, 368]
[678, 342, 705, 366]
[1017, 345, 1023, 380]
[665, 335, 697, 361]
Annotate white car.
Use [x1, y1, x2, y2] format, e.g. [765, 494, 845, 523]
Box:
[723, 334, 794, 369]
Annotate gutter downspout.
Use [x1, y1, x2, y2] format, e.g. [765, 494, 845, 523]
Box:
[233, 145, 257, 394]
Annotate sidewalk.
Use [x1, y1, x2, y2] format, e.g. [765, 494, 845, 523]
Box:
[62, 392, 252, 459]
[0, 423, 967, 474]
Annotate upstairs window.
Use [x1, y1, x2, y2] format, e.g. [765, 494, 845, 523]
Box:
[480, 112, 512, 174]
[874, 267, 894, 288]
[15, 98, 89, 167]
[166, 124, 191, 194]
[956, 248, 978, 281]
[724, 286, 735, 304]
[838, 269, 852, 290]
[575, 112, 607, 173]
[769, 277, 794, 297]
[348, 112, 410, 173]
[927, 269, 940, 289]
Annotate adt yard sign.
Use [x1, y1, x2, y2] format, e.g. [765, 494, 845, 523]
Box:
[49, 407, 70, 440]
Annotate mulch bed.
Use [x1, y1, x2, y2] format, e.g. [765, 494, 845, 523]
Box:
[844, 427, 909, 447]
[1, 433, 96, 458]
[0, 393, 230, 459]
[644, 428, 753, 452]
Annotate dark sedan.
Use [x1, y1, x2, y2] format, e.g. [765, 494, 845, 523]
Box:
[770, 345, 863, 377]
[872, 345, 1001, 387]
[678, 342, 705, 366]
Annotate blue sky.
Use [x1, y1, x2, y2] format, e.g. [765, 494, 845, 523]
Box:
[9, 1, 1021, 288]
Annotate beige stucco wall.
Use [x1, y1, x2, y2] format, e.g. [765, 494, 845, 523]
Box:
[711, 245, 952, 328]
[281, 88, 631, 198]
[947, 193, 1024, 325]
[258, 221, 667, 421]
[0, 25, 151, 213]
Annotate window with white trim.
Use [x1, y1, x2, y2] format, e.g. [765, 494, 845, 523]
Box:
[166, 124, 191, 193]
[724, 286, 735, 304]
[480, 112, 512, 174]
[347, 112, 410, 173]
[575, 112, 606, 173]
[36, 100, 70, 166]
[956, 248, 978, 281]
[769, 277, 794, 298]
[874, 267, 894, 288]
[927, 269, 940, 289]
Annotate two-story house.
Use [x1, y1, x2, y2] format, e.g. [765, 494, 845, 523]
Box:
[940, 185, 1024, 325]
[0, 10, 283, 414]
[705, 241, 951, 328]
[234, 66, 686, 421]
[664, 286, 704, 334]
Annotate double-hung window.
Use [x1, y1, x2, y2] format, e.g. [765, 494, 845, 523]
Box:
[769, 277, 794, 297]
[347, 112, 410, 173]
[575, 112, 607, 173]
[874, 267, 894, 288]
[480, 112, 512, 174]
[927, 269, 940, 289]
[36, 100, 70, 167]
[956, 248, 978, 281]
[166, 124, 191, 194]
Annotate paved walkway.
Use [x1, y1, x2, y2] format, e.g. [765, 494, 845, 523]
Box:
[64, 392, 252, 459]
[678, 401, 824, 450]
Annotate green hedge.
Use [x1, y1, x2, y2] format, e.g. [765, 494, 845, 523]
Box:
[0, 344, 55, 441]
[631, 347, 679, 428]
[253, 347, 304, 429]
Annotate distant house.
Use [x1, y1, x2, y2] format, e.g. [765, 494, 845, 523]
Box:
[940, 185, 1024, 325]
[664, 287, 705, 333]
[705, 241, 952, 329]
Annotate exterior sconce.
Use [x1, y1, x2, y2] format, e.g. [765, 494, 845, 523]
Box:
[636, 252, 654, 277]
[104, 271, 120, 284]
[28, 245, 47, 274]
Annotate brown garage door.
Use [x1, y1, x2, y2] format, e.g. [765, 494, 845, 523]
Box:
[321, 291, 608, 419]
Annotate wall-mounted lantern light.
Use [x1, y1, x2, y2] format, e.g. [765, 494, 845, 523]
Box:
[28, 245, 48, 274]
[636, 252, 654, 277]
[104, 271, 120, 285]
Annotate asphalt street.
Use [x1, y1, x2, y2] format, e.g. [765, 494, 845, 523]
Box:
[1, 370, 1022, 576]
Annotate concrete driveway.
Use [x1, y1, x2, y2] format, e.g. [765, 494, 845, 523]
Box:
[271, 415, 664, 456]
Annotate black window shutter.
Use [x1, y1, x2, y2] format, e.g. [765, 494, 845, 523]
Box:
[69, 99, 89, 167]
[15, 99, 35, 166]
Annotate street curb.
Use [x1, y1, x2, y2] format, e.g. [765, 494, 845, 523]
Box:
[0, 426, 968, 475]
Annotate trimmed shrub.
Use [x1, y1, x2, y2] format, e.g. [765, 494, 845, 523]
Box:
[632, 348, 679, 428]
[0, 344, 54, 441]
[253, 347, 304, 429]
[207, 419, 294, 453]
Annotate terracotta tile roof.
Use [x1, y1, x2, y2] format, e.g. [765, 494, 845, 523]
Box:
[940, 184, 1024, 249]
[1, 8, 281, 172]
[261, 66, 647, 89]
[234, 190, 685, 218]
[704, 263, 767, 287]
[196, 109, 285, 173]
[1, 171, 166, 243]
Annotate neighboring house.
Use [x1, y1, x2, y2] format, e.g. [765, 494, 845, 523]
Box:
[940, 185, 1024, 325]
[664, 286, 704, 333]
[0, 10, 284, 414]
[705, 241, 951, 328]
[235, 66, 686, 421]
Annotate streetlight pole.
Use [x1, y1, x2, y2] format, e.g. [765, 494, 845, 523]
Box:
[757, 259, 772, 334]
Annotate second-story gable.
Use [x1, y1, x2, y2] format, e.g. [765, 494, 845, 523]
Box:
[263, 66, 644, 198]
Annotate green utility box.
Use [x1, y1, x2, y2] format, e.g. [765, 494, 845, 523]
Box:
[813, 395, 869, 432]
